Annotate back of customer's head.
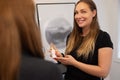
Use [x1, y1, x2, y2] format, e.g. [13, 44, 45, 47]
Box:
[10, 0, 44, 58]
[0, 0, 44, 80]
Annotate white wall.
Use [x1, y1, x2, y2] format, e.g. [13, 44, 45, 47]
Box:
[34, 0, 120, 80]
[110, 0, 120, 80]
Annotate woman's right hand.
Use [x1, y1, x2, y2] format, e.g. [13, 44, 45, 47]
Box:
[49, 43, 63, 58]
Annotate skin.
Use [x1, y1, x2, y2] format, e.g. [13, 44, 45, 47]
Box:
[50, 2, 113, 78]
[74, 2, 96, 36]
[75, 2, 96, 27]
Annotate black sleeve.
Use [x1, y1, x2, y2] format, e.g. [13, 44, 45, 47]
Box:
[96, 31, 113, 49]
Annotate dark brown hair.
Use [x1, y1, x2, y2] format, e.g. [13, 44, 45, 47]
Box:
[0, 0, 44, 80]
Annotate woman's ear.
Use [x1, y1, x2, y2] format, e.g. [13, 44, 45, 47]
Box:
[92, 10, 96, 17]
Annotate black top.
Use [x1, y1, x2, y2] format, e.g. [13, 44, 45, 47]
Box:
[19, 51, 63, 80]
[64, 30, 113, 80]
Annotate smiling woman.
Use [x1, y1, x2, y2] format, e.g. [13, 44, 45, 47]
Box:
[49, 0, 113, 80]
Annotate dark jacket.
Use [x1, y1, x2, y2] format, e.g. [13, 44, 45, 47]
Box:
[20, 51, 63, 80]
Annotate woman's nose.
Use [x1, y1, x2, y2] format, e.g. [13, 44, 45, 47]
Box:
[75, 13, 82, 19]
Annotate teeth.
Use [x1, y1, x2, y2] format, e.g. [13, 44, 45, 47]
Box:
[77, 19, 84, 21]
[77, 20, 84, 24]
[80, 18, 84, 21]
[79, 20, 84, 22]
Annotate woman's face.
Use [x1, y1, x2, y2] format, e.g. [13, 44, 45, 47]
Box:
[74, 2, 96, 29]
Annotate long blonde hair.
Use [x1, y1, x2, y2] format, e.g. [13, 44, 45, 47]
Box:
[65, 0, 100, 59]
[0, 0, 44, 80]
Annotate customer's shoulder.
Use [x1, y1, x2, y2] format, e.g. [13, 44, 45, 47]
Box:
[22, 55, 59, 71]
[20, 56, 63, 80]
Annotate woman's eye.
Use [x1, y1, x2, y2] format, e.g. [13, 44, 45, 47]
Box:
[81, 11, 87, 13]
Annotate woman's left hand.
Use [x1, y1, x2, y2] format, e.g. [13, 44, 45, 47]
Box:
[56, 55, 77, 65]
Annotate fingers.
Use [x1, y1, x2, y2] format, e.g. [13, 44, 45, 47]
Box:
[49, 43, 64, 57]
[50, 43, 57, 50]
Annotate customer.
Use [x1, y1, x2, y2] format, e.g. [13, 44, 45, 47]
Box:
[0, 0, 63, 80]
[50, 0, 113, 80]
